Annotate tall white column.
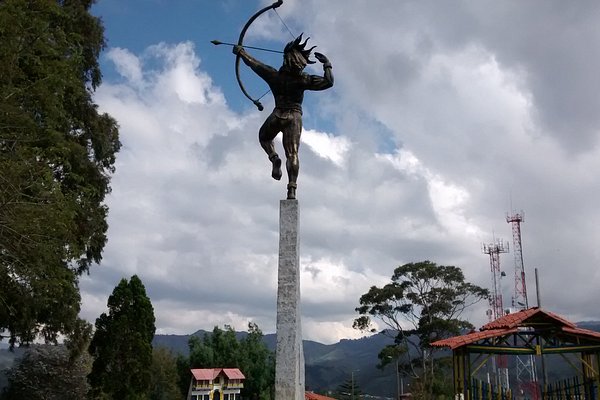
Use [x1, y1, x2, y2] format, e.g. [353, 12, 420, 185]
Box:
[275, 199, 304, 400]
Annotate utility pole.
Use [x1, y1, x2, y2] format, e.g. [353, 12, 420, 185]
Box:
[351, 370, 354, 400]
[351, 370, 360, 400]
[387, 355, 402, 400]
[396, 359, 401, 399]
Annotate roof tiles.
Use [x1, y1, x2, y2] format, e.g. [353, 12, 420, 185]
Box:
[222, 368, 245, 380]
[481, 307, 576, 330]
[191, 369, 216, 380]
[562, 326, 600, 340]
[432, 328, 518, 350]
[432, 307, 594, 350]
[191, 368, 245, 381]
[481, 307, 539, 330]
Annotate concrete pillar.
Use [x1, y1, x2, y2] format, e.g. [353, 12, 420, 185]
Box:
[275, 199, 305, 400]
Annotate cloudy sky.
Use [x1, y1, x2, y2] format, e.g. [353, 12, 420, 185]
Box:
[82, 0, 600, 344]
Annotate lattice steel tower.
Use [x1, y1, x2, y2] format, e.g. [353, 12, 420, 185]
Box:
[483, 239, 510, 390]
[507, 212, 528, 309]
[507, 211, 538, 399]
[483, 239, 509, 321]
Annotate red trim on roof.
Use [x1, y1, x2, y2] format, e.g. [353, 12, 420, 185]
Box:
[432, 328, 518, 350]
[562, 326, 600, 341]
[305, 392, 337, 400]
[544, 310, 578, 328]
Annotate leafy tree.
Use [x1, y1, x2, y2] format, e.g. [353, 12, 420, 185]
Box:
[188, 325, 240, 368]
[180, 323, 275, 400]
[239, 323, 275, 400]
[0, 0, 120, 346]
[88, 275, 155, 399]
[175, 353, 193, 398]
[353, 261, 488, 399]
[1, 344, 92, 400]
[149, 347, 181, 400]
[209, 325, 240, 367]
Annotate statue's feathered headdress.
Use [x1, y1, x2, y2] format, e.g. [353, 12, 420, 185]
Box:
[284, 33, 316, 64]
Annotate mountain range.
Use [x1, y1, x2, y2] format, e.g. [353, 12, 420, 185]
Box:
[2, 321, 599, 398]
[154, 321, 600, 398]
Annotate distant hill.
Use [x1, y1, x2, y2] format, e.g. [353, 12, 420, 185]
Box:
[578, 321, 600, 331]
[2, 321, 598, 397]
[154, 321, 600, 397]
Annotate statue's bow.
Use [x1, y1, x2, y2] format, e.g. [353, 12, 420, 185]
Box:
[236, 0, 284, 111]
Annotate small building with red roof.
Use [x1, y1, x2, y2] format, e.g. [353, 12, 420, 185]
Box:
[187, 368, 245, 400]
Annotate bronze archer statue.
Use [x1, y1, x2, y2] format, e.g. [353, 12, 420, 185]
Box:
[233, 34, 334, 199]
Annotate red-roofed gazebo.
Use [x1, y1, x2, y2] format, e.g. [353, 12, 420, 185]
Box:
[431, 307, 600, 399]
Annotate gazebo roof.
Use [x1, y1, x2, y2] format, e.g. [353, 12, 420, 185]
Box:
[432, 307, 600, 350]
[481, 307, 576, 330]
[432, 328, 518, 350]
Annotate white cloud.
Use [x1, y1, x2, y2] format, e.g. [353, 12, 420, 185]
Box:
[85, 1, 600, 345]
[302, 129, 351, 167]
[106, 47, 143, 85]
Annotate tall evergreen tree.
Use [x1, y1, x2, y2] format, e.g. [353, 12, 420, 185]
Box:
[0, 0, 120, 346]
[88, 275, 155, 399]
[335, 376, 363, 400]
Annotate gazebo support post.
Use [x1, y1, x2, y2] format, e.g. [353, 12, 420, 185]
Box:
[453, 349, 466, 400]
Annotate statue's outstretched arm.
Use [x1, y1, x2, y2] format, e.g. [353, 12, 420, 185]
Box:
[234, 46, 278, 84]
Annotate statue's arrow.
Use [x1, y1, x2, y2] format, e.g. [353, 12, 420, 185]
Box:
[211, 40, 283, 54]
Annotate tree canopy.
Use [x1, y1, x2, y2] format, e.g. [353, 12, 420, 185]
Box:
[149, 347, 181, 400]
[179, 323, 275, 400]
[0, 0, 120, 346]
[88, 275, 155, 399]
[353, 261, 488, 398]
[2, 344, 92, 400]
[239, 323, 275, 400]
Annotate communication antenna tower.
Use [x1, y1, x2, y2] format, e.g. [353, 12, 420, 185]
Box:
[507, 211, 539, 399]
[507, 212, 528, 309]
[482, 238, 510, 390]
[482, 239, 509, 321]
